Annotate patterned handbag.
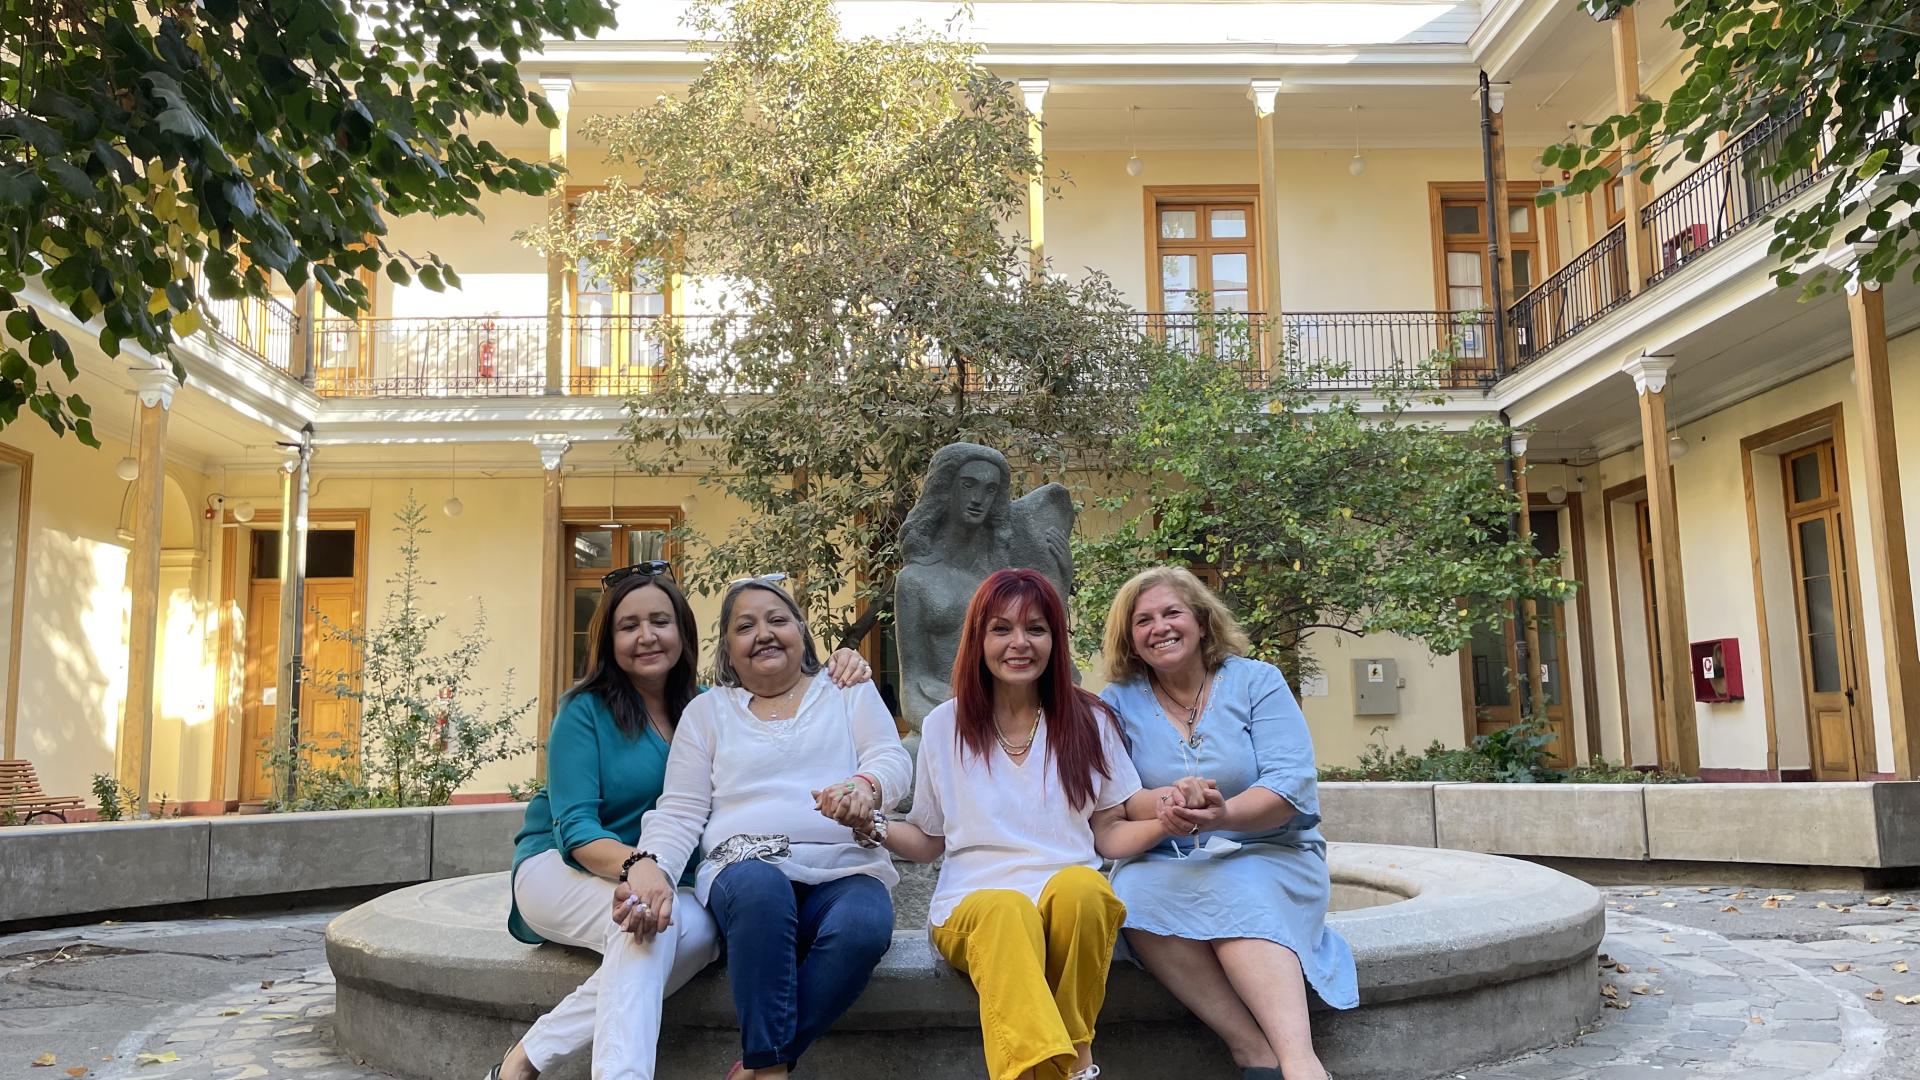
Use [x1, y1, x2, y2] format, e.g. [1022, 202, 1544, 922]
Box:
[704, 833, 792, 869]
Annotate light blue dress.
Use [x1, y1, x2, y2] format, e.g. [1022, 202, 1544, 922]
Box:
[1101, 654, 1358, 1009]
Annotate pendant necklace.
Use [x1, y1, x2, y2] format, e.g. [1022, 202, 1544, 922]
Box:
[751, 679, 803, 724]
[995, 707, 1042, 756]
[1153, 673, 1208, 749]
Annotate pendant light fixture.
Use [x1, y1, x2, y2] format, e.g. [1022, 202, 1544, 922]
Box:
[232, 444, 256, 522]
[1347, 105, 1367, 177]
[1125, 106, 1144, 178]
[442, 444, 464, 518]
[602, 457, 622, 530]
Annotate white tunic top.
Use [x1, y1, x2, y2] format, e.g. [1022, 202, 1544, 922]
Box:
[907, 698, 1143, 928]
[639, 677, 912, 904]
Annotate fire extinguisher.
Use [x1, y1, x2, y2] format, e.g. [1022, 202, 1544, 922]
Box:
[478, 318, 497, 379]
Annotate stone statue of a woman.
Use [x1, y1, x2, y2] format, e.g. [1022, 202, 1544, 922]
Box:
[895, 443, 1074, 738]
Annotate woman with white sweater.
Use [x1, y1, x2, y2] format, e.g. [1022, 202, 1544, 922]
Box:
[620, 576, 910, 1080]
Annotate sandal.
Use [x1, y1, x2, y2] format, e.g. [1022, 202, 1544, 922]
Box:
[724, 1063, 745, 1080]
[1068, 1068, 1101, 1080]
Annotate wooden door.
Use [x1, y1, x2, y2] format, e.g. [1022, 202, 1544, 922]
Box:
[1464, 508, 1574, 765]
[239, 580, 361, 800]
[567, 261, 667, 396]
[1783, 442, 1863, 780]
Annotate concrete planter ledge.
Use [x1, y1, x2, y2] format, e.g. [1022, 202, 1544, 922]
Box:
[1318, 780, 1920, 870]
[0, 803, 525, 925]
[325, 844, 1603, 1080]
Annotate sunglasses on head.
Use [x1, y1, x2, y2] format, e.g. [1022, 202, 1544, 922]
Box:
[602, 560, 673, 589]
[728, 572, 787, 587]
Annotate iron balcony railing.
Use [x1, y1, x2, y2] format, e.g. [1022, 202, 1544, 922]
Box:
[1641, 97, 1834, 288]
[1284, 309, 1497, 388]
[226, 308, 1499, 398]
[190, 268, 298, 375]
[311, 315, 549, 396]
[1508, 223, 1630, 369]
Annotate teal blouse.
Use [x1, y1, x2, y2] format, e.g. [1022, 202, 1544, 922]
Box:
[508, 689, 672, 945]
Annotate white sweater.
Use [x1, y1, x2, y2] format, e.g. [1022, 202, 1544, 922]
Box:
[638, 677, 912, 903]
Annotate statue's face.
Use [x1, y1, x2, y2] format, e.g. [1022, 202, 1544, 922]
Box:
[948, 460, 1002, 529]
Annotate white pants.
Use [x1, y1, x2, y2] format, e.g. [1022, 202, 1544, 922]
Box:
[513, 849, 720, 1080]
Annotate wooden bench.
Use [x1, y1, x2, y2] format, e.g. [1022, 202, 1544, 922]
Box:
[0, 760, 85, 824]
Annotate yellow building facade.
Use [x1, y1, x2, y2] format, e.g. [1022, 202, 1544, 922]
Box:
[4, 0, 1917, 811]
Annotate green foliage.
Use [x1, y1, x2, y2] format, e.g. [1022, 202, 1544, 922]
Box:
[1321, 722, 1696, 784]
[507, 775, 546, 802]
[1071, 312, 1571, 678]
[89, 771, 138, 819]
[0, 0, 616, 441]
[268, 494, 535, 811]
[524, 0, 1141, 647]
[1541, 0, 1919, 293]
[1565, 756, 1692, 784]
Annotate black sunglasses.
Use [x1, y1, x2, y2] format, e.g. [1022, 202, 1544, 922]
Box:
[601, 560, 673, 589]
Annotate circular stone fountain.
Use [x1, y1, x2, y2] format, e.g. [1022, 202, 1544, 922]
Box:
[326, 843, 1601, 1080]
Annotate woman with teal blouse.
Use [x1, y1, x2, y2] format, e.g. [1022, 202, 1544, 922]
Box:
[488, 564, 872, 1080]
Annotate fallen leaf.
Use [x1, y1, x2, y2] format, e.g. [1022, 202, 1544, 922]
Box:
[1622, 904, 1637, 912]
[1762, 899, 1781, 909]
[1731, 890, 1750, 899]
[1615, 962, 1631, 974]
[1695, 887, 1713, 894]
[32, 1054, 56, 1068]
[1897, 995, 1920, 1006]
[218, 1009, 241, 1017]
[1661, 934, 1675, 943]
[1631, 984, 1651, 995]
[1604, 998, 1631, 1010]
[1640, 889, 1661, 897]
[1648, 966, 1662, 973]
[259, 1014, 297, 1021]
[65, 1069, 85, 1078]
[1601, 983, 1620, 999]
[1868, 896, 1893, 907]
[1598, 953, 1614, 965]
[1870, 937, 1881, 944]
[260, 980, 274, 990]
[99, 920, 119, 926]
[134, 1053, 178, 1066]
[1833, 963, 1853, 972]
[1867, 988, 1886, 1001]
[1661, 902, 1676, 908]
[1896, 962, 1911, 974]
[1721, 905, 1740, 913]
[1769, 894, 1796, 902]
[1906, 904, 1919, 912]
[1838, 906, 1854, 913]
[1750, 1016, 1766, 1025]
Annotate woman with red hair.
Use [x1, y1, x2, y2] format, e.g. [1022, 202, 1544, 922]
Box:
[852, 568, 1179, 1080]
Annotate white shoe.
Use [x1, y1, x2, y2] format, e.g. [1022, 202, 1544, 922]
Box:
[1068, 1067, 1100, 1080]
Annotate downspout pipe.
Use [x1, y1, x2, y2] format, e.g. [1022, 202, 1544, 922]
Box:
[1478, 70, 1509, 382]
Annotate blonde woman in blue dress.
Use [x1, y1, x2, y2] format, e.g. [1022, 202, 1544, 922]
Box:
[1101, 567, 1356, 1080]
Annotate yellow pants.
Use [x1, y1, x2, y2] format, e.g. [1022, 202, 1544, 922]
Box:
[931, 866, 1127, 1080]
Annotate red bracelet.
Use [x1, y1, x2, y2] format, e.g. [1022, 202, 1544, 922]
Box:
[854, 772, 881, 803]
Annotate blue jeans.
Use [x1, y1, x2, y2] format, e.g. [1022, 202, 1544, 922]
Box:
[707, 860, 894, 1070]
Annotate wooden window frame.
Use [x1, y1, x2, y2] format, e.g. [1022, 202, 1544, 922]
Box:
[1142, 185, 1263, 314]
[1427, 181, 1560, 312]
[561, 186, 676, 395]
[559, 506, 681, 685]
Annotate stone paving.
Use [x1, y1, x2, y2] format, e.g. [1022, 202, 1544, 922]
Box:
[3, 882, 1919, 1079]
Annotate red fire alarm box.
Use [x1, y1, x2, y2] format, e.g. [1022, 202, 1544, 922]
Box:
[1690, 638, 1744, 703]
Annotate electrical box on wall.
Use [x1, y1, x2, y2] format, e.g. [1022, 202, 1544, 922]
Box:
[1690, 638, 1744, 703]
[1352, 658, 1401, 716]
